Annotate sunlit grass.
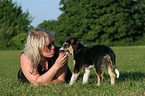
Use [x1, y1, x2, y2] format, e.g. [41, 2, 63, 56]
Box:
[0, 46, 145, 95]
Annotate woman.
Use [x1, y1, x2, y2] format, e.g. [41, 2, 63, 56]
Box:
[18, 29, 72, 86]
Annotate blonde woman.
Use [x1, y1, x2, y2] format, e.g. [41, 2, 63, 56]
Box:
[18, 29, 72, 86]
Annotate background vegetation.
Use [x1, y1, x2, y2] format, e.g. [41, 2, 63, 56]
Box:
[0, 0, 144, 95]
[0, 47, 145, 95]
[0, 0, 33, 50]
[0, 0, 145, 50]
[54, 0, 145, 46]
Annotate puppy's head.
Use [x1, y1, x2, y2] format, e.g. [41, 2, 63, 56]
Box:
[59, 37, 83, 55]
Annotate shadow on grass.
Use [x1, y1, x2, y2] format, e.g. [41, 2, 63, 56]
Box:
[117, 71, 145, 81]
[76, 71, 145, 83]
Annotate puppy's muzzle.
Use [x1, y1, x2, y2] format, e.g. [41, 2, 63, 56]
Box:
[59, 47, 69, 54]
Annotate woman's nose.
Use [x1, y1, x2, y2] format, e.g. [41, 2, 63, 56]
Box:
[51, 44, 55, 49]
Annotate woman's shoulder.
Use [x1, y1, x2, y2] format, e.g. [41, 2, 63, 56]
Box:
[20, 52, 27, 58]
[20, 53, 31, 65]
[20, 52, 35, 72]
[20, 52, 25, 58]
[20, 53, 28, 62]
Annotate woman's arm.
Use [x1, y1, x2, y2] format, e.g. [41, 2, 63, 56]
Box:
[21, 53, 68, 86]
[54, 60, 68, 82]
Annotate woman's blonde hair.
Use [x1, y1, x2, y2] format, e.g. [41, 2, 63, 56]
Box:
[24, 29, 54, 70]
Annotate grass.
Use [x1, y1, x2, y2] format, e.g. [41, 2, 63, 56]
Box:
[0, 46, 145, 96]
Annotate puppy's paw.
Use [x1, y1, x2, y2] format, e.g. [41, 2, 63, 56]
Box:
[96, 83, 100, 86]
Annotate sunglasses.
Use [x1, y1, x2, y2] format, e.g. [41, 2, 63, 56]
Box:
[46, 41, 55, 49]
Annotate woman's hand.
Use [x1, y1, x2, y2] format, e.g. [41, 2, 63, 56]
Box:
[54, 53, 68, 69]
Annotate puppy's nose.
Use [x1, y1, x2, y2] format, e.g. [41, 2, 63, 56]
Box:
[59, 47, 65, 53]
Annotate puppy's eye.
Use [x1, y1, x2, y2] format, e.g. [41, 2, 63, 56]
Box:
[64, 44, 70, 48]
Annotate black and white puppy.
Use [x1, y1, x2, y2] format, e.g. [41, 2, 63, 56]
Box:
[59, 37, 119, 86]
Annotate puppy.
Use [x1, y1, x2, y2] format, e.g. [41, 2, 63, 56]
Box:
[59, 37, 119, 86]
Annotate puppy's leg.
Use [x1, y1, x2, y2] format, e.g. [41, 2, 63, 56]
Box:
[94, 68, 102, 86]
[69, 72, 80, 85]
[95, 66, 104, 86]
[96, 74, 101, 86]
[100, 71, 104, 82]
[83, 68, 90, 84]
[107, 63, 116, 85]
[94, 57, 104, 86]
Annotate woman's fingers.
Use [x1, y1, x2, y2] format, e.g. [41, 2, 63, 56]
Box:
[55, 53, 68, 68]
[59, 53, 68, 64]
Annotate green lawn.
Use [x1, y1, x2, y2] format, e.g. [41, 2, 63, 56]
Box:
[0, 46, 145, 96]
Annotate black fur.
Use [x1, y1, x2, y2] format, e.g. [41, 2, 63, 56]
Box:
[60, 37, 119, 85]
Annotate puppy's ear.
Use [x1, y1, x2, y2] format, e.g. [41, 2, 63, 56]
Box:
[72, 40, 81, 53]
[76, 41, 79, 45]
[71, 39, 74, 45]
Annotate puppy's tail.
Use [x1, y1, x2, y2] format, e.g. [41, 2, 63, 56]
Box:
[105, 54, 119, 78]
[114, 68, 119, 78]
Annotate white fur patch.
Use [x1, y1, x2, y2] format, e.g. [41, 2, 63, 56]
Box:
[70, 50, 74, 56]
[69, 73, 79, 85]
[83, 68, 90, 84]
[115, 69, 119, 78]
[111, 79, 115, 85]
[87, 65, 94, 68]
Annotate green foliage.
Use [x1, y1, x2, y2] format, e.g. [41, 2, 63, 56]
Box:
[37, 20, 57, 32]
[1, 0, 145, 49]
[10, 33, 28, 49]
[54, 0, 145, 46]
[0, 47, 145, 95]
[0, 0, 33, 50]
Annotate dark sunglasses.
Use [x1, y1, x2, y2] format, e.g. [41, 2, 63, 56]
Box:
[46, 41, 55, 49]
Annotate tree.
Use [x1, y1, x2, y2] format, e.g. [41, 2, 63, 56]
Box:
[37, 20, 57, 32]
[0, 0, 33, 49]
[54, 0, 145, 46]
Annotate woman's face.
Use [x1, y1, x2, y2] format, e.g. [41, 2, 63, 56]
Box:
[41, 37, 55, 58]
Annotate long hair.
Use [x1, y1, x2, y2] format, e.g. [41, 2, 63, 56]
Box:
[24, 29, 54, 71]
